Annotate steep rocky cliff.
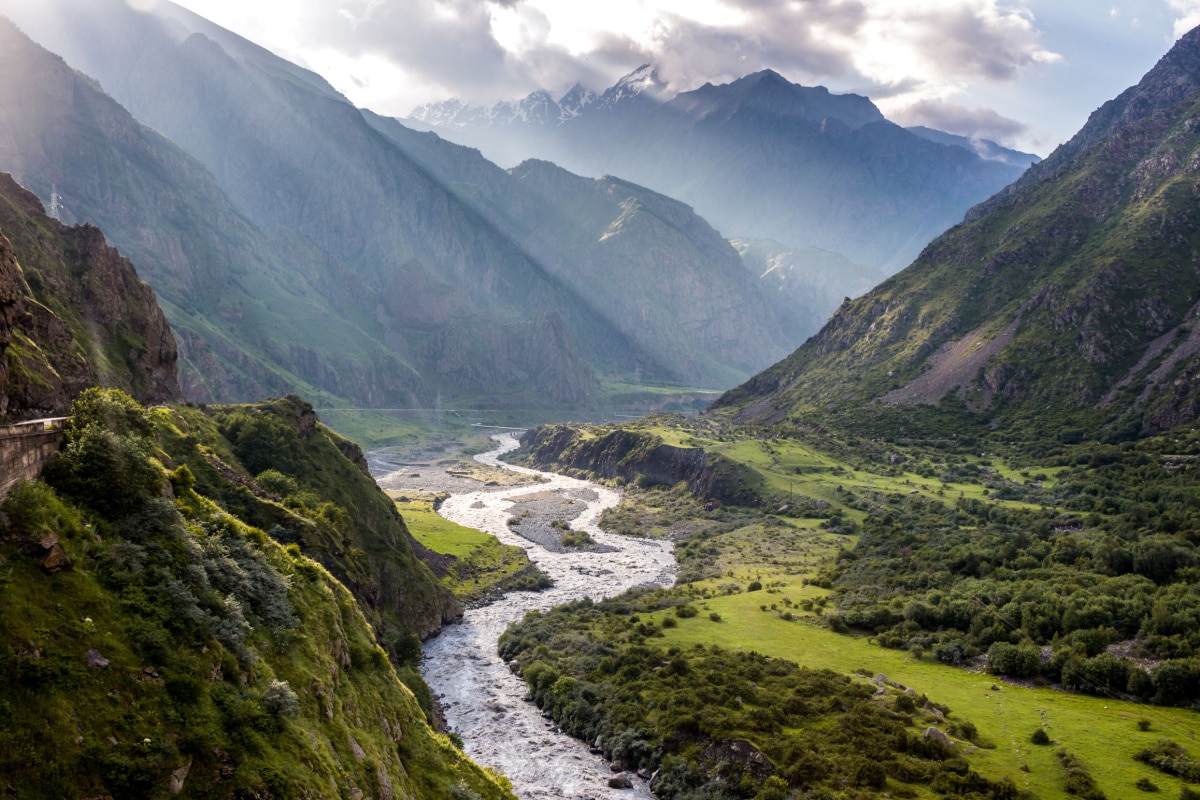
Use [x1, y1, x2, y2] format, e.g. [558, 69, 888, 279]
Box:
[0, 173, 179, 420]
[519, 423, 761, 506]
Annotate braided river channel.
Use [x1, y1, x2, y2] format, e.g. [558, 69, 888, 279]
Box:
[373, 433, 677, 800]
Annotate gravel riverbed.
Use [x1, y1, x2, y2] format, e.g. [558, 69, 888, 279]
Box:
[372, 433, 676, 800]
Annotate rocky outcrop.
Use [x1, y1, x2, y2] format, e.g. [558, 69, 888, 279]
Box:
[519, 424, 760, 506]
[0, 173, 180, 420]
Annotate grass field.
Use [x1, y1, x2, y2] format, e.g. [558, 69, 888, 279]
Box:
[395, 497, 546, 602]
[594, 420, 1200, 799]
[653, 593, 1199, 799]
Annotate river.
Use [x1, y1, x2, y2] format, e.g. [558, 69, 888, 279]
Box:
[376, 433, 676, 800]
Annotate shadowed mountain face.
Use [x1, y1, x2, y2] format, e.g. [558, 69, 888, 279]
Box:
[0, 174, 180, 420]
[0, 0, 805, 407]
[0, 15, 428, 406]
[715, 26, 1200, 438]
[410, 67, 1036, 274]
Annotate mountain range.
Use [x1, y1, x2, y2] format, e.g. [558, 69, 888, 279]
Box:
[0, 0, 856, 411]
[715, 24, 1200, 439]
[410, 67, 1039, 273]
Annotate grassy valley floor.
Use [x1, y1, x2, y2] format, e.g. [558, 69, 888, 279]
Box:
[505, 414, 1200, 799]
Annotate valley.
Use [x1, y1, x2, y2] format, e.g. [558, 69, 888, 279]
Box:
[373, 434, 674, 799]
[2, 2, 1200, 799]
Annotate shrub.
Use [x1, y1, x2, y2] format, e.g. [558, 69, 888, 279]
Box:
[709, 612, 722, 622]
[987, 642, 1040, 679]
[675, 605, 698, 618]
[1134, 777, 1158, 792]
[1031, 728, 1051, 745]
[255, 469, 298, 498]
[65, 387, 151, 440]
[561, 530, 596, 547]
[48, 425, 163, 517]
[262, 679, 300, 717]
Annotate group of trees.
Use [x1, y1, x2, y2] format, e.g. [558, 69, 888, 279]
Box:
[500, 590, 1019, 800]
[830, 432, 1200, 706]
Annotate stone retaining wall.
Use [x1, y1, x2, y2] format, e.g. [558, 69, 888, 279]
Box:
[0, 417, 67, 499]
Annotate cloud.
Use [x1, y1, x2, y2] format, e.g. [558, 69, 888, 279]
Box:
[1167, 0, 1200, 37]
[889, 98, 1028, 144]
[171, 0, 1061, 126]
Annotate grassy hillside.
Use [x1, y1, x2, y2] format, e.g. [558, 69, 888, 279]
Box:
[152, 395, 461, 649]
[716, 27, 1200, 441]
[0, 389, 515, 799]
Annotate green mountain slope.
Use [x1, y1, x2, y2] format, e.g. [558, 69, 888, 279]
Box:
[716, 26, 1200, 439]
[0, 389, 514, 799]
[158, 395, 462, 646]
[0, 173, 179, 420]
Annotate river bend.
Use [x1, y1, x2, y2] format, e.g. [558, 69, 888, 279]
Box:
[376, 433, 676, 800]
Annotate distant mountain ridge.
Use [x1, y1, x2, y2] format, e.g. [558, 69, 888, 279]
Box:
[409, 66, 1038, 273]
[0, 0, 821, 407]
[715, 25, 1200, 438]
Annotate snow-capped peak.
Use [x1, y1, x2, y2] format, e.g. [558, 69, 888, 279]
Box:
[597, 65, 669, 109]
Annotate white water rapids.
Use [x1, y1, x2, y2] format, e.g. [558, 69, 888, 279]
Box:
[379, 433, 676, 800]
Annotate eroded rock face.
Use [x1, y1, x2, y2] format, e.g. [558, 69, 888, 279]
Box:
[0, 173, 181, 420]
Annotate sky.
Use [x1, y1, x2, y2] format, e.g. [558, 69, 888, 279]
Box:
[163, 0, 1200, 156]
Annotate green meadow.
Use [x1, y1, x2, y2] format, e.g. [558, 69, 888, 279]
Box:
[395, 497, 550, 602]
[572, 418, 1200, 799]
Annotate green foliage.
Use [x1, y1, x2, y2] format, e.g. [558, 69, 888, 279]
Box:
[0, 481, 84, 539]
[0, 393, 516, 800]
[988, 642, 1041, 679]
[560, 529, 596, 548]
[825, 431, 1200, 706]
[1135, 740, 1200, 782]
[255, 469, 298, 498]
[65, 387, 152, 440]
[159, 398, 454, 656]
[261, 679, 300, 717]
[44, 390, 164, 517]
[1057, 749, 1106, 800]
[1031, 728, 1051, 745]
[499, 589, 1009, 799]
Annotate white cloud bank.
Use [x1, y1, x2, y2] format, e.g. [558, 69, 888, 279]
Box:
[166, 0, 1198, 148]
